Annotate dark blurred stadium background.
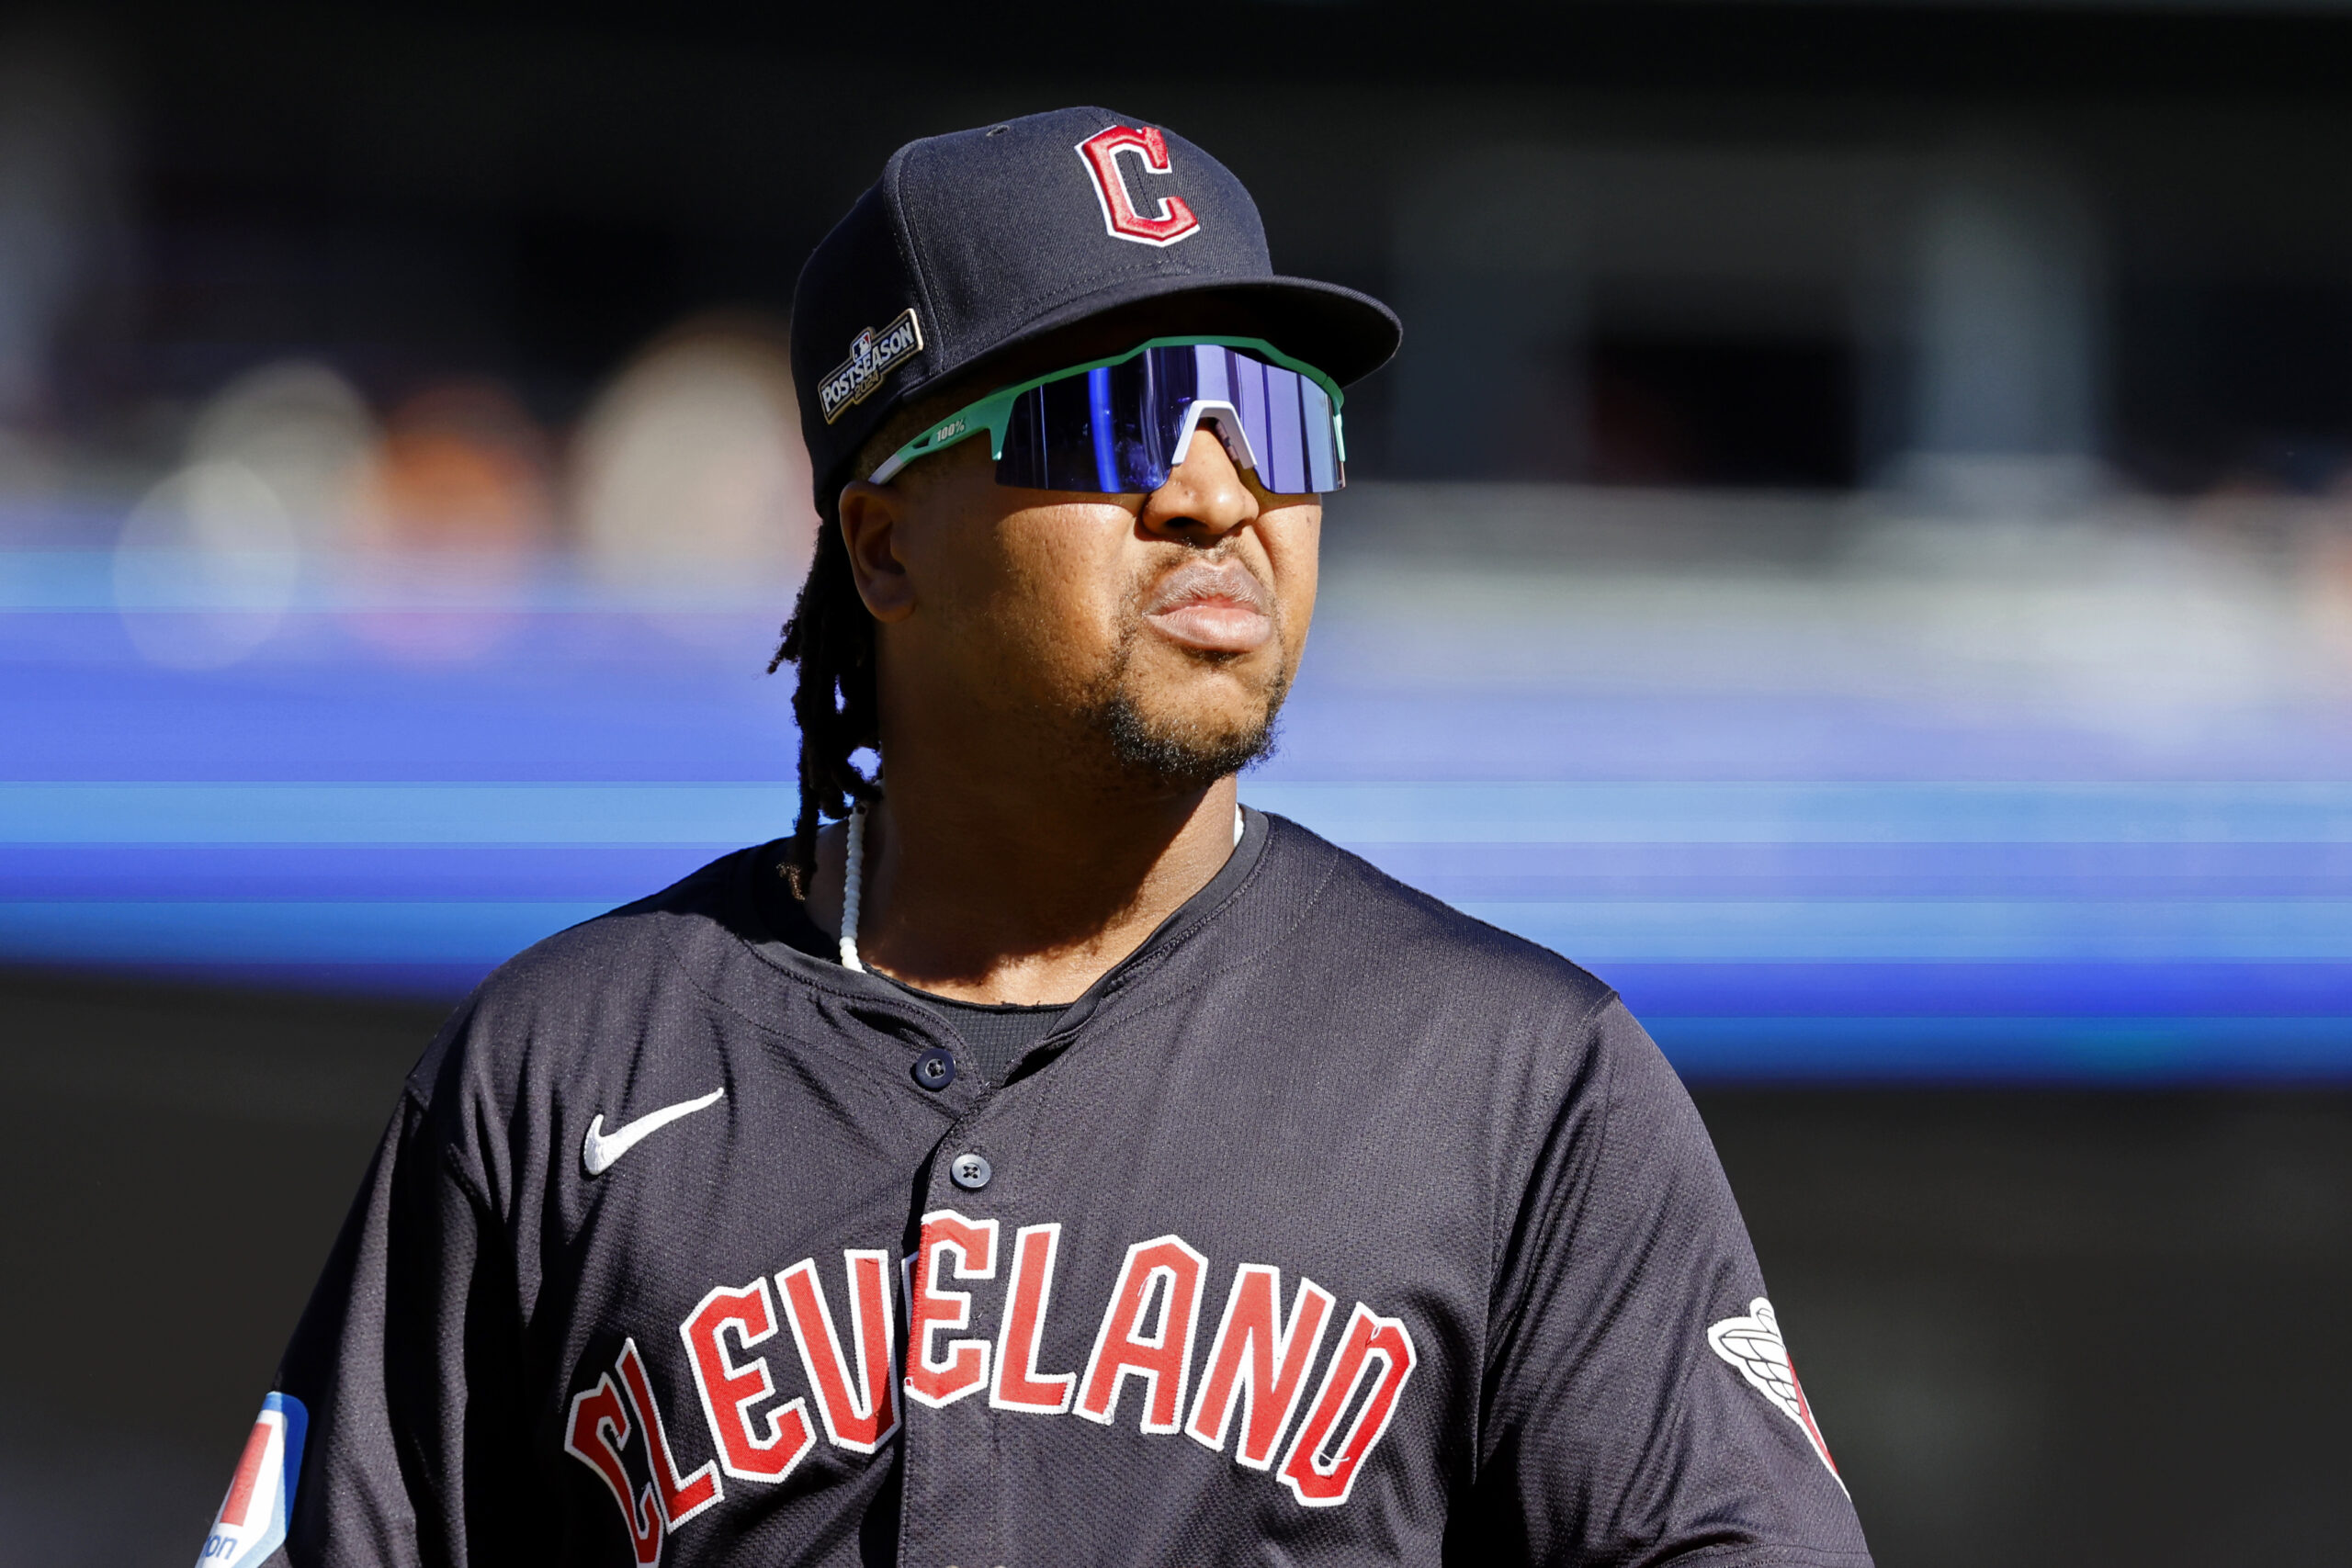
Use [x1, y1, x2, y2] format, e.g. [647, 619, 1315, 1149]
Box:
[2, 2, 2348, 1562]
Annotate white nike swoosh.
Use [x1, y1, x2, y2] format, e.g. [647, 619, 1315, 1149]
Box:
[582, 1086, 726, 1177]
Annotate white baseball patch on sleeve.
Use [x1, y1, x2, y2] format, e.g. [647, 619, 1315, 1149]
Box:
[1706, 1297, 1846, 1494]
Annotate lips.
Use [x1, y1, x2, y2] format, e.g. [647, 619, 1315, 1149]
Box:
[1140, 558, 1276, 655]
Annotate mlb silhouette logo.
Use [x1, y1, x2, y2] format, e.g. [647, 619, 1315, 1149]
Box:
[195, 1393, 309, 1567]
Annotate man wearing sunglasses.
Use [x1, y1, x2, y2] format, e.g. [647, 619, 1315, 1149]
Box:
[219, 109, 1871, 1568]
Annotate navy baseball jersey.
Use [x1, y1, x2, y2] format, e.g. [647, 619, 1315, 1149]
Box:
[203, 809, 1871, 1567]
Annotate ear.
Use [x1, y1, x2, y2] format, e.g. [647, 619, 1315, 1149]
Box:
[837, 479, 917, 624]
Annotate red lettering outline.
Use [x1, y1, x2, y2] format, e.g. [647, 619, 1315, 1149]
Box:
[564, 1371, 663, 1564]
[905, 1212, 1000, 1409]
[1278, 1303, 1418, 1508]
[777, 1251, 900, 1453]
[1185, 1265, 1336, 1469]
[677, 1280, 817, 1484]
[615, 1338, 723, 1526]
[1076, 1234, 1208, 1433]
[990, 1222, 1076, 1416]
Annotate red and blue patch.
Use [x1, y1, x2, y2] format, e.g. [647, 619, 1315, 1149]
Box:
[196, 1393, 307, 1567]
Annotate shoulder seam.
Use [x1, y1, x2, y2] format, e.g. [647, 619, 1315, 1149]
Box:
[1487, 986, 1622, 1294]
[1065, 814, 1329, 1012]
[1273, 817, 1614, 995]
[1476, 987, 1626, 1458]
[407, 1084, 500, 1216]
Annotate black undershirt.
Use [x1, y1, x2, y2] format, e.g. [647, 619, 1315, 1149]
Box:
[751, 846, 1069, 1085]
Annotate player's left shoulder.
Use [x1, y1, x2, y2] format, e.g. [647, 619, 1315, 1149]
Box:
[1230, 810, 1655, 1134]
[1254, 809, 1618, 1019]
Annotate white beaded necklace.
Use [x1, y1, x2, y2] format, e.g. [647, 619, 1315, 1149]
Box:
[834, 801, 1245, 975]
[838, 804, 872, 972]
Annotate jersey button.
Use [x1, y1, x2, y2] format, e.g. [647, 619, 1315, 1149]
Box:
[912, 1047, 956, 1090]
[949, 1152, 992, 1190]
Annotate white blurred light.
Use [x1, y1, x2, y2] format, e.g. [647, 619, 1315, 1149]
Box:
[113, 460, 299, 668]
[570, 324, 818, 617]
[187, 360, 378, 538]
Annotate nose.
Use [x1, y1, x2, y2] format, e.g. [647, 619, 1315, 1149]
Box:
[1138, 425, 1259, 541]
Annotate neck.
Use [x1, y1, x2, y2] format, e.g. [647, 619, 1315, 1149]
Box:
[803, 760, 1241, 1006]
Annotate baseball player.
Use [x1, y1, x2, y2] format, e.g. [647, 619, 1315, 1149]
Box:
[199, 108, 1871, 1567]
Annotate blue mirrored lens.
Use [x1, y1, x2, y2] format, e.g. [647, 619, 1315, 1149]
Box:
[996, 345, 1341, 495]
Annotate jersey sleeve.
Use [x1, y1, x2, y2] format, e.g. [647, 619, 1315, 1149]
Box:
[1457, 997, 1873, 1567]
[196, 1021, 532, 1568]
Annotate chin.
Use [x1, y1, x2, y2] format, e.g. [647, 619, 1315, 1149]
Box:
[1091, 682, 1283, 791]
[1067, 622, 1293, 790]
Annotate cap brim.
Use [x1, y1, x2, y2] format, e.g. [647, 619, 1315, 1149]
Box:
[945, 273, 1402, 395]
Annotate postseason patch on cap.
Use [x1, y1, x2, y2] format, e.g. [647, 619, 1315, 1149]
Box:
[196, 1393, 309, 1567]
[819, 308, 923, 423]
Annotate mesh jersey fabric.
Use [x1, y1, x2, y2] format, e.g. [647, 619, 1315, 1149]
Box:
[743, 840, 1067, 1087]
[255, 809, 1873, 1567]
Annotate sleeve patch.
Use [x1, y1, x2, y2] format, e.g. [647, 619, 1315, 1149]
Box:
[1706, 1298, 1846, 1494]
[196, 1392, 309, 1567]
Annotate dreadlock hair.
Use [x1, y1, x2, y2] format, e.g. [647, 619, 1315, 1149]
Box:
[769, 500, 880, 899]
[765, 339, 1087, 896]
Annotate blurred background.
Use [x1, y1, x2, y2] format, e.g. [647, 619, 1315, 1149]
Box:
[2, 1, 2348, 1562]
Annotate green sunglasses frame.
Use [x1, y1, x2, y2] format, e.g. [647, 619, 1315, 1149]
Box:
[866, 334, 1348, 487]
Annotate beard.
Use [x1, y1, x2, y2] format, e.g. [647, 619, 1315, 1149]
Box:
[1090, 678, 1287, 789]
[1073, 617, 1292, 794]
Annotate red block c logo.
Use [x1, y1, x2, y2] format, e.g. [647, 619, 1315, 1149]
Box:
[1076, 125, 1203, 247]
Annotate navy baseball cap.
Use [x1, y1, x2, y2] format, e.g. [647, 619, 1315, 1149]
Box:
[790, 106, 1400, 511]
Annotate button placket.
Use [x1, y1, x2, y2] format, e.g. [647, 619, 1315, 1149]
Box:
[899, 1083, 1041, 1568]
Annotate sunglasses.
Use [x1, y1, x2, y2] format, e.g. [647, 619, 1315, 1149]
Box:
[867, 336, 1347, 496]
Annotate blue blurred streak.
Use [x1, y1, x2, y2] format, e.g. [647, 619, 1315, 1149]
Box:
[1639, 1017, 2352, 1082]
[1243, 782, 2352, 842]
[0, 783, 796, 841]
[1600, 961, 2352, 1016]
[0, 843, 725, 899]
[0, 900, 610, 963]
[1464, 897, 2352, 960]
[6, 527, 2349, 1081]
[5, 780, 2346, 843]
